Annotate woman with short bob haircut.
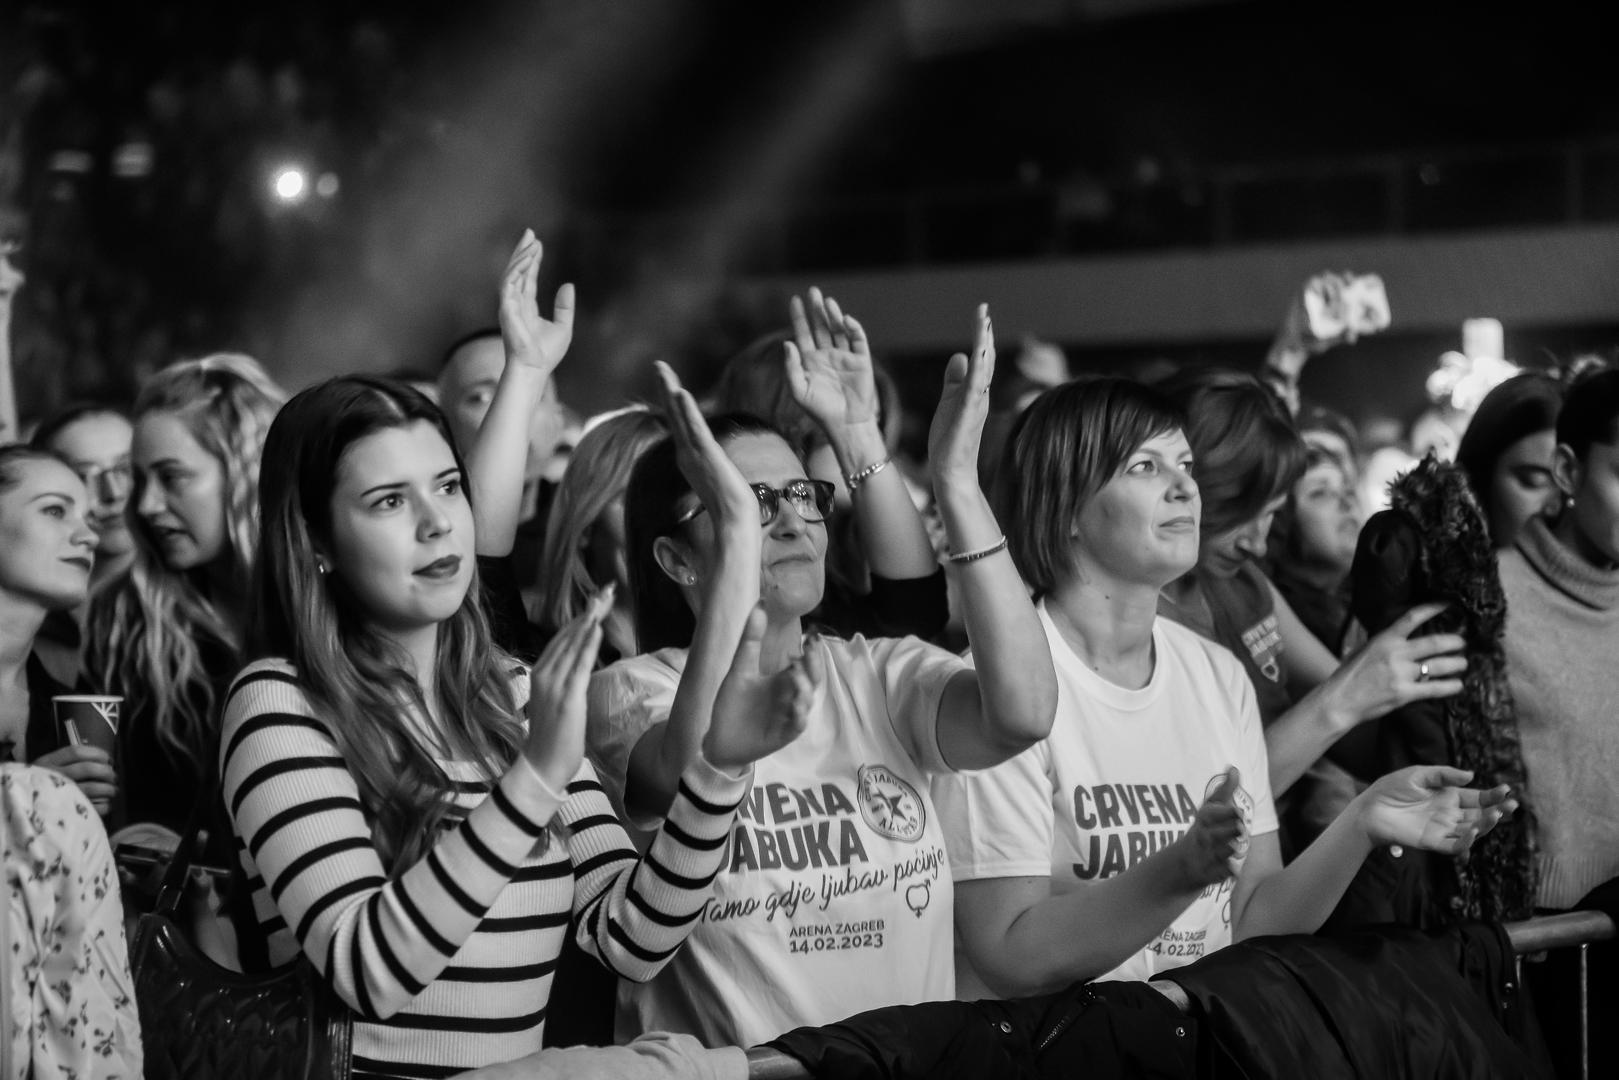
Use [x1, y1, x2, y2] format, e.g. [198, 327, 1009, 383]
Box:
[221, 375, 760, 1076]
[935, 374, 1516, 998]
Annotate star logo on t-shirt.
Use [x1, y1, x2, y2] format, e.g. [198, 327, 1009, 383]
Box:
[856, 764, 925, 843]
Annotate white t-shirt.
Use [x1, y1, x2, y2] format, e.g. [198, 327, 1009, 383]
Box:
[587, 634, 970, 1048]
[932, 602, 1277, 991]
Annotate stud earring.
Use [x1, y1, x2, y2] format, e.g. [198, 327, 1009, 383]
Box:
[684, 573, 696, 586]
[316, 560, 330, 576]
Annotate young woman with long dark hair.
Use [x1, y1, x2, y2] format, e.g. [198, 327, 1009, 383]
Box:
[220, 375, 781, 1075]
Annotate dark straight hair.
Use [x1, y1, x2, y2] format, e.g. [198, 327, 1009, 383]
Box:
[995, 375, 1186, 595]
[252, 374, 522, 870]
[1155, 367, 1306, 538]
[1556, 367, 1619, 460]
[1456, 372, 1564, 508]
[625, 411, 789, 652]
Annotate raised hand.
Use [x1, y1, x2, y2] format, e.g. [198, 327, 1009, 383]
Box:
[654, 360, 759, 534]
[1329, 602, 1467, 725]
[524, 584, 613, 791]
[1357, 765, 1517, 855]
[1175, 765, 1250, 887]
[928, 303, 996, 488]
[499, 229, 576, 379]
[784, 287, 879, 437]
[702, 605, 817, 772]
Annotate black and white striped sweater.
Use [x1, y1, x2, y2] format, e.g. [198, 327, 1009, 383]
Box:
[220, 659, 748, 1079]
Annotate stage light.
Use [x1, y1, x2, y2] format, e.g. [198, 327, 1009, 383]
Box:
[272, 166, 309, 204]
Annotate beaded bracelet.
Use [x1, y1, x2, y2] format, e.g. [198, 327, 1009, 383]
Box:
[945, 535, 1008, 564]
[843, 456, 891, 494]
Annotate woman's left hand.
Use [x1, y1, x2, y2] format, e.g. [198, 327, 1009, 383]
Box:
[1356, 765, 1517, 855]
[498, 229, 575, 378]
[928, 303, 996, 488]
[784, 287, 879, 438]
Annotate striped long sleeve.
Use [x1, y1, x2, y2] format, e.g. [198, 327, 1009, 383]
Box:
[220, 659, 748, 1077]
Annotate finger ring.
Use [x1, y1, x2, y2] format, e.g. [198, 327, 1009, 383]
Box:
[1417, 661, 1431, 682]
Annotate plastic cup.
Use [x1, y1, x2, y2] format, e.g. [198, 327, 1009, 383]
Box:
[53, 695, 122, 756]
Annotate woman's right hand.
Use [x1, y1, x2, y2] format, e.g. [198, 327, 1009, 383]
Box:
[654, 360, 759, 535]
[1327, 602, 1467, 729]
[1174, 765, 1250, 888]
[702, 605, 817, 772]
[33, 745, 118, 815]
[524, 585, 613, 791]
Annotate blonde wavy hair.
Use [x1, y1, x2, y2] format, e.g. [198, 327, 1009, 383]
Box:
[532, 406, 665, 636]
[84, 353, 286, 772]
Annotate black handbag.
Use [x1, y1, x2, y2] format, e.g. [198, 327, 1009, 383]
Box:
[129, 796, 353, 1080]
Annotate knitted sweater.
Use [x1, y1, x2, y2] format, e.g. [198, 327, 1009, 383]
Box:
[220, 659, 749, 1079]
[1500, 517, 1619, 910]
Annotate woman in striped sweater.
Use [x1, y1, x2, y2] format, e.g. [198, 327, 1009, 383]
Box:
[220, 376, 794, 1078]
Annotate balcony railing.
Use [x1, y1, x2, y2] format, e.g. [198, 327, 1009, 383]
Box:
[563, 137, 1619, 278]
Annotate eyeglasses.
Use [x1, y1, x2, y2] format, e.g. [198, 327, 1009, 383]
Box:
[675, 479, 836, 528]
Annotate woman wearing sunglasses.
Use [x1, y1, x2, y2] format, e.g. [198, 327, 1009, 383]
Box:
[587, 306, 1056, 1048]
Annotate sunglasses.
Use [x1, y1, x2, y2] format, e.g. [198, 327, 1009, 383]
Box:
[675, 479, 836, 528]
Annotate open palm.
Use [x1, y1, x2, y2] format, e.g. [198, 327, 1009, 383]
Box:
[499, 229, 575, 379]
[1359, 765, 1516, 855]
[785, 287, 878, 432]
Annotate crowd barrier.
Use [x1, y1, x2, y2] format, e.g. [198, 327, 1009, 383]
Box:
[740, 911, 1618, 1080]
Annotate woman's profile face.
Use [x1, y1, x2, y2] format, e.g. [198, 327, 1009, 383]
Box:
[1487, 428, 1559, 549]
[1291, 460, 1361, 572]
[1071, 429, 1200, 589]
[325, 420, 476, 635]
[675, 432, 828, 619]
[0, 457, 97, 611]
[1200, 494, 1287, 579]
[44, 412, 136, 559]
[132, 410, 229, 571]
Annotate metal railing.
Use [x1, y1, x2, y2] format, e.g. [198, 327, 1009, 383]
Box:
[742, 911, 1617, 1079]
[559, 136, 1619, 278]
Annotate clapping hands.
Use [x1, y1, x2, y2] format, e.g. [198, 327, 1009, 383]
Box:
[1176, 766, 1251, 888]
[703, 605, 818, 772]
[1357, 765, 1517, 856]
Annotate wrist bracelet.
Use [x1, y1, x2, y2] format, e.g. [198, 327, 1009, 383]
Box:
[843, 456, 890, 494]
[945, 535, 1008, 564]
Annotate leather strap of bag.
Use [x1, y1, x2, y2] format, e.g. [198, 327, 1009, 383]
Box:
[151, 780, 213, 922]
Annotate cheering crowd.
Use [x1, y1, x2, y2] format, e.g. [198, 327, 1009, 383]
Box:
[1, 229, 1616, 1079]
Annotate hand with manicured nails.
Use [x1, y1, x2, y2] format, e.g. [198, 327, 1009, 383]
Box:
[1330, 602, 1468, 727]
[1175, 765, 1250, 888]
[33, 744, 118, 815]
[653, 360, 760, 536]
[928, 303, 996, 488]
[498, 229, 575, 379]
[703, 605, 817, 772]
[784, 287, 880, 437]
[1356, 765, 1517, 854]
[524, 584, 613, 792]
